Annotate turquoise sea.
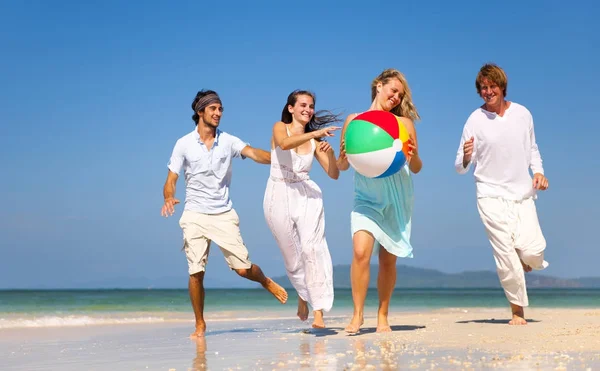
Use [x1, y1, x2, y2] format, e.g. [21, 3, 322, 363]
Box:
[1, 288, 598, 329]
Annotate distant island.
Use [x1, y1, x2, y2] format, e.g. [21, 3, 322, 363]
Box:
[272, 264, 600, 289]
[6, 264, 599, 290]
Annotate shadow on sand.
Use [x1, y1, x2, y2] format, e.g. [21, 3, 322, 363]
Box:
[354, 324, 426, 335]
[298, 324, 426, 336]
[301, 327, 342, 337]
[456, 318, 541, 324]
[205, 328, 268, 336]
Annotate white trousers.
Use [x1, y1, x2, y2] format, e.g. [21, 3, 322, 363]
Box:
[477, 197, 549, 307]
[263, 178, 334, 312]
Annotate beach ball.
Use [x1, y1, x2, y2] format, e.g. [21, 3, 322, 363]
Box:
[344, 110, 411, 178]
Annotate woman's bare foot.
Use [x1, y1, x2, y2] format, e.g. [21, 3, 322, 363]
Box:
[509, 303, 527, 325]
[297, 298, 309, 321]
[344, 315, 364, 334]
[190, 321, 206, 338]
[312, 310, 325, 328]
[262, 278, 288, 304]
[376, 313, 392, 332]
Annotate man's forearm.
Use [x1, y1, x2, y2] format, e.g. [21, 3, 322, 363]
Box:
[163, 181, 176, 200]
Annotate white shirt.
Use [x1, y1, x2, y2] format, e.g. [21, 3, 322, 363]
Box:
[168, 129, 248, 214]
[455, 102, 544, 201]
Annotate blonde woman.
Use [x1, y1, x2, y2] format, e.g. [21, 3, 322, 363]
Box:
[337, 69, 422, 334]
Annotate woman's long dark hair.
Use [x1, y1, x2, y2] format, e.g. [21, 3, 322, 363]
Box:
[281, 90, 342, 135]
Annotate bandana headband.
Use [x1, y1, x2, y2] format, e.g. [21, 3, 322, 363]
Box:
[194, 93, 222, 112]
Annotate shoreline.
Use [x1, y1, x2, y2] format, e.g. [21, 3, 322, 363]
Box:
[1, 306, 598, 332]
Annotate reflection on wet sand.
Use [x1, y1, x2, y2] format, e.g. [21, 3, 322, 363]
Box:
[298, 337, 339, 369]
[190, 336, 207, 370]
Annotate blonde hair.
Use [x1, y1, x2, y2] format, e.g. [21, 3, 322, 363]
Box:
[476, 63, 508, 97]
[371, 68, 420, 121]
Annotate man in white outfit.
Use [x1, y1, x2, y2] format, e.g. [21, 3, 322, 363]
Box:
[455, 64, 550, 325]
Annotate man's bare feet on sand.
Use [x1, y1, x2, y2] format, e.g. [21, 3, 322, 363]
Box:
[263, 278, 288, 304]
[297, 298, 309, 321]
[509, 314, 527, 325]
[509, 303, 527, 325]
[376, 314, 392, 333]
[521, 259, 532, 273]
[344, 315, 364, 334]
[312, 310, 325, 328]
[190, 321, 206, 338]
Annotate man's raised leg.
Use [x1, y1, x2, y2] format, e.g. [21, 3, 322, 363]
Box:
[189, 272, 206, 337]
[209, 210, 288, 304]
[234, 264, 288, 304]
[517, 198, 549, 272]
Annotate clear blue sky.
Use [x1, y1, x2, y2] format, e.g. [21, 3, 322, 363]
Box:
[1, 0, 597, 288]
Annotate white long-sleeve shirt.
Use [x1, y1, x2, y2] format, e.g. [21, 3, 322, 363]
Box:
[455, 102, 544, 201]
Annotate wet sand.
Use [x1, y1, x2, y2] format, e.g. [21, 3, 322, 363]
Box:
[1, 307, 599, 370]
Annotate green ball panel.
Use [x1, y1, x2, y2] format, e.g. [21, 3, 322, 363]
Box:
[344, 119, 393, 155]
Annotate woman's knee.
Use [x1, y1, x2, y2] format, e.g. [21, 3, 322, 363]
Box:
[352, 244, 372, 264]
[351, 230, 374, 263]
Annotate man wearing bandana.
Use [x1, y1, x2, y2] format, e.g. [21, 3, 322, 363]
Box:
[161, 90, 288, 337]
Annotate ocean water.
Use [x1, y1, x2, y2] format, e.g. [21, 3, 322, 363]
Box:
[0, 288, 598, 329]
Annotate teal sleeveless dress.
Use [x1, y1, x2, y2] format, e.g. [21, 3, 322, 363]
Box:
[350, 147, 414, 258]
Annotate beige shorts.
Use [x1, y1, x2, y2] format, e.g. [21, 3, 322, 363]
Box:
[178, 208, 252, 275]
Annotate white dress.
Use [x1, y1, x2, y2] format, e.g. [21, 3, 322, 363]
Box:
[263, 130, 334, 312]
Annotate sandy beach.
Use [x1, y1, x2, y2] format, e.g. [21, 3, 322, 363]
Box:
[1, 307, 599, 370]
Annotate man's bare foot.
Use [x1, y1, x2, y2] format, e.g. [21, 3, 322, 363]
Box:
[297, 298, 309, 321]
[344, 315, 364, 334]
[376, 313, 392, 333]
[312, 310, 325, 328]
[521, 259, 532, 273]
[509, 314, 527, 325]
[262, 278, 288, 304]
[190, 321, 206, 338]
[509, 303, 527, 325]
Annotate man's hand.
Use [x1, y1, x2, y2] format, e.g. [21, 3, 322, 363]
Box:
[533, 173, 549, 191]
[161, 197, 180, 217]
[463, 136, 474, 168]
